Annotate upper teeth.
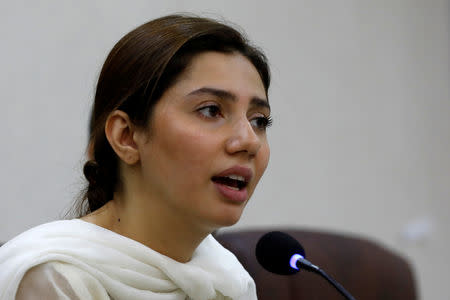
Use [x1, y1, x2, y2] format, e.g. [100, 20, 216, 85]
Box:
[226, 174, 245, 182]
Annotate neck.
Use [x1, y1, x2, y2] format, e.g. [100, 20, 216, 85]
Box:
[82, 197, 210, 263]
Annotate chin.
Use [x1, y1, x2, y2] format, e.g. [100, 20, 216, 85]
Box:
[206, 210, 244, 230]
[216, 218, 241, 228]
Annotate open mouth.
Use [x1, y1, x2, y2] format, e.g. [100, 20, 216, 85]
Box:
[211, 175, 248, 191]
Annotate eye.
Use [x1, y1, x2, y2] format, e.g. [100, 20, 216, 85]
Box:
[197, 104, 223, 119]
[250, 115, 273, 131]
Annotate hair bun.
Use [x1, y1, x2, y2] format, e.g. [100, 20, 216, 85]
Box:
[83, 160, 100, 185]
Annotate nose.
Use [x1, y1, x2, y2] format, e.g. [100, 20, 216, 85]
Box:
[225, 117, 262, 157]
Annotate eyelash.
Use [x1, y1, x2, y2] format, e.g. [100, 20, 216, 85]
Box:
[251, 115, 273, 130]
[196, 104, 273, 131]
[197, 105, 222, 118]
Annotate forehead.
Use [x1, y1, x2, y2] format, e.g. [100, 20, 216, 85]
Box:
[177, 51, 267, 99]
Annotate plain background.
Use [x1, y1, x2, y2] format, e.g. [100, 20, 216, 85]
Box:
[1, 1, 448, 299]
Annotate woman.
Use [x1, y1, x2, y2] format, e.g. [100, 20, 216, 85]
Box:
[0, 14, 271, 299]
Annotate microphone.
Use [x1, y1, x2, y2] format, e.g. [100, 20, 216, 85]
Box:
[255, 231, 356, 300]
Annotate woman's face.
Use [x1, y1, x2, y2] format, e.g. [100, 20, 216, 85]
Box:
[136, 51, 270, 231]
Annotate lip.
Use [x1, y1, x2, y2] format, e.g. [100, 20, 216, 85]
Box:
[213, 183, 248, 203]
[213, 165, 253, 183]
[212, 165, 253, 203]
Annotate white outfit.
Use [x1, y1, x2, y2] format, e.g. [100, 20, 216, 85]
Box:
[0, 220, 257, 300]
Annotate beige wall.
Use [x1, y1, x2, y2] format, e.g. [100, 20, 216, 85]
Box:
[1, 1, 448, 298]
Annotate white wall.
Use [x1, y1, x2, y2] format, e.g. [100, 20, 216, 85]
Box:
[1, 1, 448, 299]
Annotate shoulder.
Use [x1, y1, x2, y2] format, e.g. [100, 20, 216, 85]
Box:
[1, 221, 115, 299]
[1, 220, 88, 251]
[16, 261, 111, 300]
[16, 262, 80, 299]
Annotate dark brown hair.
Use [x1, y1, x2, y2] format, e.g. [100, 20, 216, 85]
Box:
[77, 14, 270, 217]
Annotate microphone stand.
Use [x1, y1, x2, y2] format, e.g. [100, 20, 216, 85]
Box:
[316, 268, 356, 300]
[297, 256, 356, 300]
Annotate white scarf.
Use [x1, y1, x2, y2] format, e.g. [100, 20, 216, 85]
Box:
[0, 220, 256, 300]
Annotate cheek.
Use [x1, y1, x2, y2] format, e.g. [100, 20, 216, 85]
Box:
[253, 143, 270, 186]
[154, 119, 219, 184]
[258, 143, 270, 173]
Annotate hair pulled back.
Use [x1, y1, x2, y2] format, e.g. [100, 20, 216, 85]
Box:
[79, 14, 270, 217]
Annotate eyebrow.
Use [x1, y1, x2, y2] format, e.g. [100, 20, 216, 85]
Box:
[187, 87, 270, 112]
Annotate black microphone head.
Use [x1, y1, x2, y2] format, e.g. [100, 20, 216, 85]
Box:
[255, 231, 306, 275]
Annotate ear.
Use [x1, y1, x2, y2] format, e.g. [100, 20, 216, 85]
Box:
[105, 110, 141, 165]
